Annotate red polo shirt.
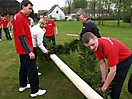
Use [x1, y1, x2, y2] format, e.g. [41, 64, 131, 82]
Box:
[95, 37, 131, 67]
[1, 17, 8, 28]
[44, 20, 56, 36]
[12, 11, 33, 54]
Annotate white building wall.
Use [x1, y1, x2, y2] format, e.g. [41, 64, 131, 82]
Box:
[48, 6, 65, 20]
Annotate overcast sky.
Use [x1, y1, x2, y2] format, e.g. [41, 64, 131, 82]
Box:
[17, 0, 66, 13]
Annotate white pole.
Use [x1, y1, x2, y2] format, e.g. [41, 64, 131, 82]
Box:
[67, 34, 79, 36]
[50, 54, 103, 99]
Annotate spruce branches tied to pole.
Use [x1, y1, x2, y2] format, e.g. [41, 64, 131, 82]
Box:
[37, 38, 110, 98]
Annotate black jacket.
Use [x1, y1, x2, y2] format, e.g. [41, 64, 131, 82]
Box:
[80, 19, 101, 38]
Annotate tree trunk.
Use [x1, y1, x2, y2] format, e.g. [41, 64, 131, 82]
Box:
[93, 2, 96, 22]
[68, 1, 71, 14]
[101, 9, 105, 26]
[98, 1, 101, 25]
[98, 15, 101, 25]
[117, 14, 120, 26]
[130, 10, 132, 28]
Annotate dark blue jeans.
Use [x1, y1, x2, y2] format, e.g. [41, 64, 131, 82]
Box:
[3, 28, 12, 40]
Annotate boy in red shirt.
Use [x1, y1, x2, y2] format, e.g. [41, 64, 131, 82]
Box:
[44, 15, 58, 45]
[82, 32, 132, 99]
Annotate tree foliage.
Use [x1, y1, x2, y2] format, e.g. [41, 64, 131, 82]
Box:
[85, 0, 132, 27]
[73, 0, 88, 9]
[65, 0, 88, 14]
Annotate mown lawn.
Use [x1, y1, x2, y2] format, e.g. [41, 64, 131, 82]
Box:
[0, 20, 132, 99]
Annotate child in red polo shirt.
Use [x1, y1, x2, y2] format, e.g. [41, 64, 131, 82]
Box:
[44, 15, 58, 45]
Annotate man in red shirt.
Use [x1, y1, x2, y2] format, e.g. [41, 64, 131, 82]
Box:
[12, 0, 46, 98]
[1, 14, 12, 40]
[44, 15, 58, 45]
[82, 32, 132, 99]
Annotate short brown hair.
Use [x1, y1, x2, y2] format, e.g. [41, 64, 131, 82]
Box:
[20, 0, 33, 9]
[80, 12, 88, 18]
[82, 32, 96, 44]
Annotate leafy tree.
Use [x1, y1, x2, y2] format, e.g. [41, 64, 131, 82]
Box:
[88, 0, 98, 22]
[65, 0, 73, 14]
[111, 0, 132, 27]
[123, 0, 132, 28]
[73, 0, 88, 9]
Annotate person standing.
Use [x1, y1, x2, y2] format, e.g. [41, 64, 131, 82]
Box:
[0, 19, 2, 41]
[79, 12, 101, 40]
[12, 0, 46, 98]
[44, 15, 58, 45]
[1, 14, 12, 40]
[82, 32, 132, 99]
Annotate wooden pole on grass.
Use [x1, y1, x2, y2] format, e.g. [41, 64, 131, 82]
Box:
[50, 54, 103, 99]
[67, 34, 78, 36]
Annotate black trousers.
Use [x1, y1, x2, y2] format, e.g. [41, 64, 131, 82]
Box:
[3, 28, 12, 40]
[19, 54, 39, 94]
[110, 55, 132, 99]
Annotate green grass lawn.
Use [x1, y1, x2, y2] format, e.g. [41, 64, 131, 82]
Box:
[0, 20, 132, 99]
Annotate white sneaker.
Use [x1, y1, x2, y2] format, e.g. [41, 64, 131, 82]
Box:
[37, 67, 39, 69]
[30, 89, 46, 98]
[0, 39, 1, 41]
[19, 84, 30, 92]
[38, 72, 41, 76]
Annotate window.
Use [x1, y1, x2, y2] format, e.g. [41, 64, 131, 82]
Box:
[56, 11, 58, 14]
